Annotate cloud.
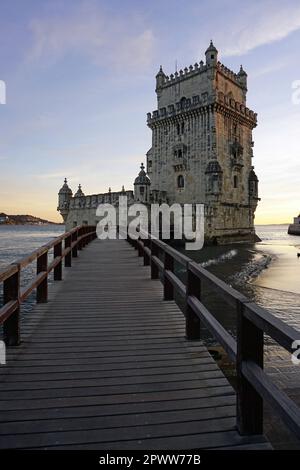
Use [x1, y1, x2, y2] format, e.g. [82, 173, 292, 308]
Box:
[220, 2, 300, 56]
[28, 1, 155, 70]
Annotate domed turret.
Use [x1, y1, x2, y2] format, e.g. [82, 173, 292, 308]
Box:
[74, 184, 84, 198]
[205, 40, 218, 67]
[237, 65, 247, 93]
[57, 178, 73, 223]
[155, 65, 166, 94]
[249, 168, 259, 200]
[134, 163, 151, 203]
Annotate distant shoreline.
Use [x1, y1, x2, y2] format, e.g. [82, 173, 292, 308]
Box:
[0, 212, 62, 226]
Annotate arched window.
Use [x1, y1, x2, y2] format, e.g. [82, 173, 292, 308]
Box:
[234, 175, 238, 188]
[177, 175, 185, 189]
[180, 97, 187, 110]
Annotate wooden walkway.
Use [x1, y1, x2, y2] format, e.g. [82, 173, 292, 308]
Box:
[0, 239, 271, 449]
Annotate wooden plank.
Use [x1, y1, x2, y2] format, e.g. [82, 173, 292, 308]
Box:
[0, 395, 237, 423]
[0, 417, 237, 449]
[0, 404, 236, 436]
[0, 239, 270, 450]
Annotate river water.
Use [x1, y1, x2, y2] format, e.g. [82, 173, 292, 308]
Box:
[0, 224, 299, 334]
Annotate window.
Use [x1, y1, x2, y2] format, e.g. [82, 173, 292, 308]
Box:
[181, 122, 184, 134]
[211, 54, 214, 59]
[177, 175, 185, 189]
[140, 186, 145, 195]
[234, 175, 238, 188]
[178, 149, 182, 159]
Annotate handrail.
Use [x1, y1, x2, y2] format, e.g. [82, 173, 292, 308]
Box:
[0, 224, 97, 346]
[127, 231, 300, 439]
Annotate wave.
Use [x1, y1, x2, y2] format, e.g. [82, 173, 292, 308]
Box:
[230, 251, 275, 285]
[201, 249, 238, 268]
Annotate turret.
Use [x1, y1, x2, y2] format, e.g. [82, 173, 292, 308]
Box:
[205, 40, 218, 67]
[237, 65, 248, 97]
[155, 66, 166, 94]
[134, 163, 151, 203]
[57, 178, 73, 223]
[248, 167, 258, 200]
[74, 184, 84, 197]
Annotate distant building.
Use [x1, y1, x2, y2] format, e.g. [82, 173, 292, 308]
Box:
[58, 42, 260, 244]
[288, 214, 300, 235]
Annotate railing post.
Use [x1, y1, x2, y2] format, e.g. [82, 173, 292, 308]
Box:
[138, 237, 143, 257]
[36, 251, 48, 303]
[143, 238, 150, 266]
[151, 240, 159, 280]
[163, 252, 174, 300]
[72, 229, 78, 258]
[78, 227, 83, 251]
[65, 235, 72, 267]
[236, 300, 263, 435]
[185, 263, 201, 340]
[54, 241, 62, 281]
[3, 265, 20, 346]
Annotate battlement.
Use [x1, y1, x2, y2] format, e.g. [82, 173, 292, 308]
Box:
[156, 59, 244, 92]
[147, 92, 257, 126]
[157, 61, 208, 89]
[69, 190, 134, 210]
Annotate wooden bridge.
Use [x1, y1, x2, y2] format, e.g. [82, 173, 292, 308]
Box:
[0, 225, 299, 449]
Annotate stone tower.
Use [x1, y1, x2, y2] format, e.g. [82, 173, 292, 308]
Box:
[146, 41, 259, 243]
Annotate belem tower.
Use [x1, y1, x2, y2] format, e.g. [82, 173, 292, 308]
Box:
[58, 41, 260, 244]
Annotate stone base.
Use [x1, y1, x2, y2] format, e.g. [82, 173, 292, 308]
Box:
[288, 224, 300, 235]
[209, 232, 261, 245]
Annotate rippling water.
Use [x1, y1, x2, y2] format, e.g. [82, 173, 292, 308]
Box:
[0, 225, 64, 318]
[177, 224, 300, 343]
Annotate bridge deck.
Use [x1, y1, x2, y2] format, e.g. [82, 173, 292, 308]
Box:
[0, 240, 271, 449]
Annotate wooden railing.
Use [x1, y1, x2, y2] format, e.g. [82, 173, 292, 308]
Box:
[127, 231, 300, 439]
[0, 225, 96, 347]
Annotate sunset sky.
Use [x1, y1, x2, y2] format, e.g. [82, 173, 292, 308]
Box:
[0, 0, 300, 223]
